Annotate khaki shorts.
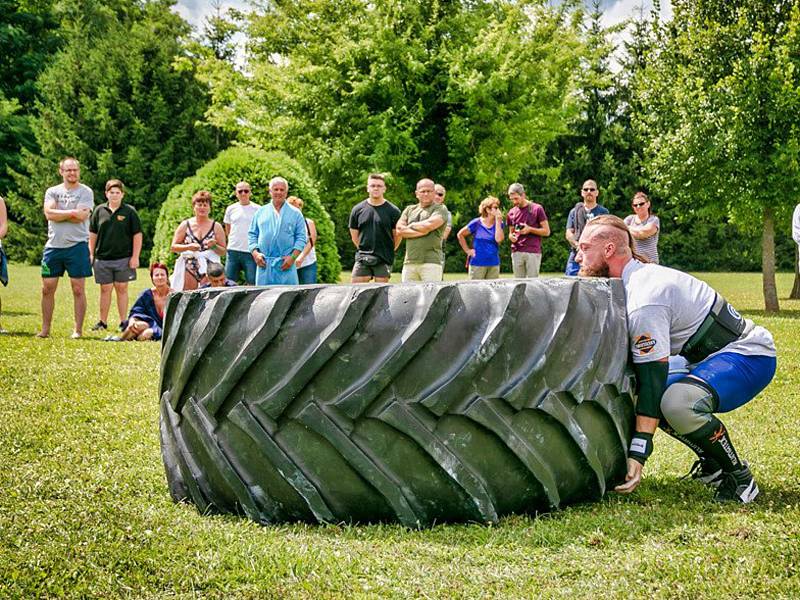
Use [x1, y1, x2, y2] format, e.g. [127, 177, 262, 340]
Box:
[401, 263, 443, 282]
[511, 252, 542, 278]
[468, 265, 500, 280]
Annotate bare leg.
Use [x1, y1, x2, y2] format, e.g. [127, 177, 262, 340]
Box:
[113, 281, 129, 324]
[136, 328, 154, 341]
[39, 277, 60, 337]
[99, 283, 113, 323]
[69, 277, 87, 336]
[351, 275, 372, 283]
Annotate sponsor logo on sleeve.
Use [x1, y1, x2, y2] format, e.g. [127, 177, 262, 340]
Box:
[633, 334, 657, 355]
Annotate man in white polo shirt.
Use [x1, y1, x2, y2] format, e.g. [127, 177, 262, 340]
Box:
[576, 215, 776, 504]
[224, 181, 260, 284]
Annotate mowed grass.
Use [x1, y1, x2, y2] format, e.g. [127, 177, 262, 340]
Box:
[1, 264, 799, 598]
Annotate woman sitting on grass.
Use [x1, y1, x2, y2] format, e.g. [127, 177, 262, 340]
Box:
[107, 263, 172, 341]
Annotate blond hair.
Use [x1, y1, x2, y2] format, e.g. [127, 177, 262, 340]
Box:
[479, 196, 500, 217]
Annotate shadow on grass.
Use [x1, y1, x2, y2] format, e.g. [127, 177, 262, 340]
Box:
[228, 476, 800, 552]
[1, 310, 36, 316]
[0, 330, 39, 338]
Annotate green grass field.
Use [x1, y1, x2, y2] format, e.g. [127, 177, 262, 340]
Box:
[1, 264, 799, 598]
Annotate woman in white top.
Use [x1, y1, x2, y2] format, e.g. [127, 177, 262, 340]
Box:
[624, 191, 660, 264]
[287, 196, 318, 284]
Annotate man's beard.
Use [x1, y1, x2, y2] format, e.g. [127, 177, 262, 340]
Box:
[578, 263, 610, 277]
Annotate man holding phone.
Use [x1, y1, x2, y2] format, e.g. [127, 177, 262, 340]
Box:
[505, 183, 550, 278]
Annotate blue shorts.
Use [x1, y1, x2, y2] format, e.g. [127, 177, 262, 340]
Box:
[564, 253, 580, 276]
[672, 352, 776, 413]
[42, 242, 93, 279]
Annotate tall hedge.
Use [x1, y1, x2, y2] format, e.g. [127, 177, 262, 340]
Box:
[152, 147, 341, 283]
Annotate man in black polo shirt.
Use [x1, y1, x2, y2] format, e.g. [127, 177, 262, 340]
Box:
[88, 179, 142, 332]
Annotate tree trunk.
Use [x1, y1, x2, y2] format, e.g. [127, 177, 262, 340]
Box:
[762, 205, 779, 312]
[791, 243, 800, 299]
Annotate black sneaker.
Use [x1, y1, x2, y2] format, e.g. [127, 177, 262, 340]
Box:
[714, 465, 759, 504]
[118, 321, 126, 332]
[90, 320, 108, 331]
[684, 458, 724, 488]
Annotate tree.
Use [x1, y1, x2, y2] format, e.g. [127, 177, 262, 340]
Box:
[8, 0, 222, 262]
[635, 0, 800, 311]
[0, 0, 61, 197]
[532, 0, 649, 272]
[202, 0, 584, 265]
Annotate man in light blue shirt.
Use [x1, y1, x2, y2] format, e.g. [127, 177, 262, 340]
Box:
[248, 177, 307, 285]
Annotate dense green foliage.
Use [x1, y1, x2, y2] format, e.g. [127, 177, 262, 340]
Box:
[2, 265, 799, 596]
[152, 147, 341, 283]
[4, 0, 222, 263]
[0, 0, 61, 205]
[634, 0, 800, 310]
[202, 0, 584, 264]
[2, 0, 799, 302]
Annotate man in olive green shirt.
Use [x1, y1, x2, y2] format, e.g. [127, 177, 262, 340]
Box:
[396, 178, 448, 282]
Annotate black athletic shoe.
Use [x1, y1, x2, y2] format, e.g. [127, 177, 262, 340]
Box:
[118, 321, 126, 332]
[685, 459, 724, 488]
[714, 465, 759, 504]
[90, 320, 108, 331]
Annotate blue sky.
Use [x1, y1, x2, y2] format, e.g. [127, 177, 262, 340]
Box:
[173, 1, 672, 29]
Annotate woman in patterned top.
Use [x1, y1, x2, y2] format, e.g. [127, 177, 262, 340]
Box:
[170, 190, 227, 290]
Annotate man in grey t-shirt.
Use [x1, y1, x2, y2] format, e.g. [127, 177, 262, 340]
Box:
[38, 157, 94, 339]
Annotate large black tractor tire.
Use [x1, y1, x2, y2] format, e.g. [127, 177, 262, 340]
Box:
[159, 279, 636, 527]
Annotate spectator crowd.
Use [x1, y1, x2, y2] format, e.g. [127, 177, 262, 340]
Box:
[0, 155, 716, 342]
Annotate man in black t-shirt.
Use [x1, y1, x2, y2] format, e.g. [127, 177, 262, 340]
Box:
[348, 173, 401, 283]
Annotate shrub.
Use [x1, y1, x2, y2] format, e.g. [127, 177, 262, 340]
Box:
[152, 147, 341, 283]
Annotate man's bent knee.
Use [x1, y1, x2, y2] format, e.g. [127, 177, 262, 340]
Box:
[660, 379, 716, 435]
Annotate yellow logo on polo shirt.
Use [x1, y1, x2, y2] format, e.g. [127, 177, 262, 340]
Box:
[117, 215, 126, 221]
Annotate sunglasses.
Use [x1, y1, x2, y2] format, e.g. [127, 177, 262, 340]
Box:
[436, 192, 444, 197]
[632, 202, 647, 208]
[582, 187, 597, 192]
[237, 189, 251, 194]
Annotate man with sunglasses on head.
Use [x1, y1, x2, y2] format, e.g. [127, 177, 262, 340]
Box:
[224, 181, 260, 284]
[564, 179, 608, 276]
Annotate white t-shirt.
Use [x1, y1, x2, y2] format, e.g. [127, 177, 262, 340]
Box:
[621, 260, 775, 364]
[223, 202, 260, 252]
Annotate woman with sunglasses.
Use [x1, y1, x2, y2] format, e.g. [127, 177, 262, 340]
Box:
[457, 196, 505, 279]
[624, 191, 660, 264]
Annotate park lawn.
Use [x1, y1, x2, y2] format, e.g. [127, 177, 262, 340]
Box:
[1, 264, 799, 599]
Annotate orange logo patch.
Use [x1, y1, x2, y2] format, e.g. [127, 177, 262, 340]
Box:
[116, 215, 126, 221]
[709, 426, 725, 443]
[633, 334, 657, 354]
